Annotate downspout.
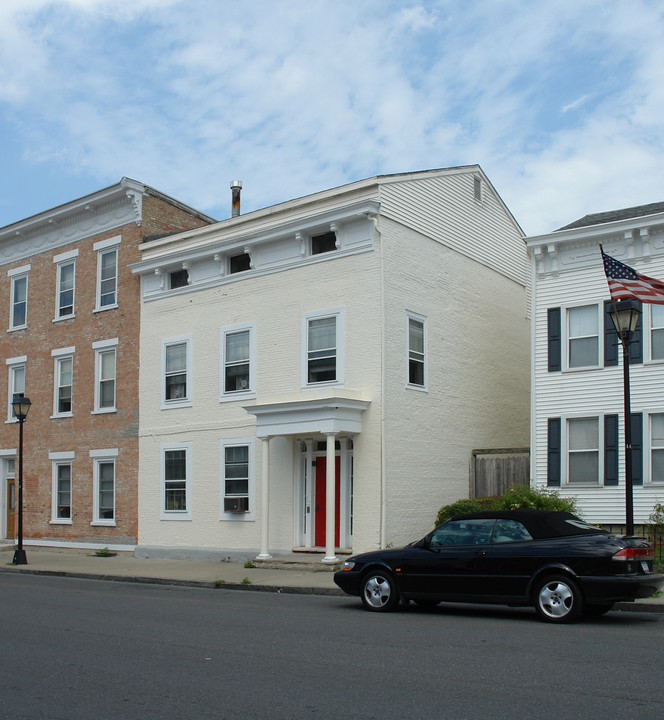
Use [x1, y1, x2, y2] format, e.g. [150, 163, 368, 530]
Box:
[376, 212, 387, 549]
[529, 245, 538, 489]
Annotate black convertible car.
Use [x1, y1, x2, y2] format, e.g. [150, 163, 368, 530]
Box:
[334, 509, 664, 622]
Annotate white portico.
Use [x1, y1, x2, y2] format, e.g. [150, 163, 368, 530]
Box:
[246, 393, 370, 562]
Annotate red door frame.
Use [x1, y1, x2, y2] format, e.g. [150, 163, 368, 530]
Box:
[314, 456, 340, 547]
[6, 478, 16, 539]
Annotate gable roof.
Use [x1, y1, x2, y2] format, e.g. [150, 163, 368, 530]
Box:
[558, 201, 664, 231]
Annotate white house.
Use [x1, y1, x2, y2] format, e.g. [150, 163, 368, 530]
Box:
[131, 167, 530, 561]
[526, 202, 664, 526]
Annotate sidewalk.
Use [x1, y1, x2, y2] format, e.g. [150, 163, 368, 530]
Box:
[1, 545, 662, 613]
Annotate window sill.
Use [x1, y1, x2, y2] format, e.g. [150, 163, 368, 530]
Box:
[406, 383, 428, 392]
[91, 408, 117, 415]
[220, 391, 256, 403]
[220, 513, 254, 521]
[50, 413, 73, 420]
[7, 325, 27, 333]
[50, 519, 72, 525]
[53, 314, 75, 323]
[161, 400, 192, 410]
[94, 303, 118, 313]
[160, 513, 192, 521]
[90, 520, 116, 527]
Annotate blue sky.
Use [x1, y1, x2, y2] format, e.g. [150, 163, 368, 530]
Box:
[1, 0, 662, 236]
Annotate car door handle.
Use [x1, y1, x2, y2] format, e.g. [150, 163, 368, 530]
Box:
[475, 550, 487, 557]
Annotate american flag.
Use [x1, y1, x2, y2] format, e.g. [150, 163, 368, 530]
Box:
[600, 246, 664, 305]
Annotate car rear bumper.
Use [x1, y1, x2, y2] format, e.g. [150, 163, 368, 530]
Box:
[580, 573, 664, 603]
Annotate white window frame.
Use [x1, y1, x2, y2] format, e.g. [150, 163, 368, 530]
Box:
[8, 265, 30, 331]
[161, 335, 193, 409]
[94, 236, 120, 311]
[645, 304, 664, 363]
[645, 412, 664, 484]
[92, 338, 118, 413]
[220, 323, 256, 402]
[564, 415, 602, 486]
[564, 303, 601, 371]
[301, 308, 344, 388]
[406, 311, 427, 390]
[161, 442, 192, 520]
[90, 448, 118, 525]
[53, 249, 78, 320]
[52, 347, 75, 418]
[50, 451, 74, 524]
[220, 438, 255, 521]
[6, 356, 26, 423]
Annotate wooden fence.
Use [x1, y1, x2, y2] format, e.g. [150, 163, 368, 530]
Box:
[471, 448, 530, 499]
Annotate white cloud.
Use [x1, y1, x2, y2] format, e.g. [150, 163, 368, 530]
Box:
[0, 0, 663, 234]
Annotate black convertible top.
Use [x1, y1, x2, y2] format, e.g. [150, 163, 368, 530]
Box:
[450, 509, 608, 540]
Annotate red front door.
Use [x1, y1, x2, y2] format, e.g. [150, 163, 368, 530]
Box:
[6, 479, 16, 539]
[314, 456, 340, 547]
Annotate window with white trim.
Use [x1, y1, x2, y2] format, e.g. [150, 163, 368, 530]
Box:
[53, 250, 77, 319]
[407, 313, 426, 388]
[50, 452, 74, 523]
[6, 356, 26, 421]
[9, 269, 28, 330]
[161, 443, 191, 519]
[52, 347, 75, 417]
[93, 339, 117, 412]
[567, 417, 599, 484]
[650, 305, 664, 361]
[91, 449, 118, 524]
[303, 308, 343, 386]
[220, 438, 254, 519]
[220, 324, 255, 400]
[567, 304, 599, 369]
[162, 336, 192, 408]
[98, 249, 118, 308]
[650, 413, 664, 483]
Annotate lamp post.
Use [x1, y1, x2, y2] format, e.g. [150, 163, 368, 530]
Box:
[608, 299, 641, 536]
[12, 392, 31, 565]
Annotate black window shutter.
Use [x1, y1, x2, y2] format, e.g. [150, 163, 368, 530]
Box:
[631, 412, 643, 485]
[547, 308, 561, 372]
[603, 300, 642, 365]
[604, 414, 619, 486]
[547, 418, 561, 486]
[604, 301, 618, 367]
[629, 303, 643, 364]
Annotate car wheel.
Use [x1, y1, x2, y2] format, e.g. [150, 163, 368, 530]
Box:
[361, 569, 400, 612]
[583, 602, 614, 617]
[534, 575, 582, 623]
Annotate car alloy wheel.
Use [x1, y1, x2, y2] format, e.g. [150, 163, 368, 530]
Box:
[535, 575, 582, 623]
[361, 570, 399, 612]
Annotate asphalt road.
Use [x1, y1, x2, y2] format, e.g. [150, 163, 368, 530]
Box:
[1, 574, 662, 720]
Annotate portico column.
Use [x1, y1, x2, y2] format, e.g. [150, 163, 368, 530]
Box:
[323, 432, 338, 563]
[256, 436, 272, 560]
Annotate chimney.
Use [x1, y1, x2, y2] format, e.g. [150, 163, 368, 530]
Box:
[230, 180, 242, 217]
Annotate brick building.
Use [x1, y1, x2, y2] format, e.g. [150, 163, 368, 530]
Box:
[0, 179, 214, 548]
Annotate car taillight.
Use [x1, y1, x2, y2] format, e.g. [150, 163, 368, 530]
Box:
[612, 547, 654, 561]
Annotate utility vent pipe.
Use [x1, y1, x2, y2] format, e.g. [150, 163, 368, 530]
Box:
[230, 180, 242, 217]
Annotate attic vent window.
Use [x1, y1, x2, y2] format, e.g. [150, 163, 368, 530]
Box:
[230, 252, 251, 274]
[473, 176, 482, 202]
[311, 231, 337, 255]
[169, 269, 189, 289]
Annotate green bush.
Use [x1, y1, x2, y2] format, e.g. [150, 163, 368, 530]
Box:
[435, 485, 578, 527]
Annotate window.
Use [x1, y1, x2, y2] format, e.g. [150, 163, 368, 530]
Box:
[162, 336, 192, 408]
[94, 236, 120, 310]
[568, 417, 599, 484]
[430, 519, 495, 546]
[6, 356, 26, 421]
[50, 452, 74, 523]
[221, 438, 254, 519]
[221, 324, 255, 400]
[303, 309, 343, 386]
[567, 305, 599, 368]
[311, 231, 337, 255]
[651, 305, 664, 361]
[56, 260, 75, 318]
[407, 313, 426, 388]
[473, 176, 482, 202]
[93, 339, 117, 412]
[161, 443, 191, 519]
[229, 252, 251, 274]
[650, 414, 664, 482]
[492, 519, 533, 543]
[169, 268, 189, 289]
[52, 348, 74, 416]
[9, 271, 28, 329]
[91, 449, 117, 524]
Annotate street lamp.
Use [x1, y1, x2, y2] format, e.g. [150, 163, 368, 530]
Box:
[608, 299, 641, 536]
[12, 392, 31, 565]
